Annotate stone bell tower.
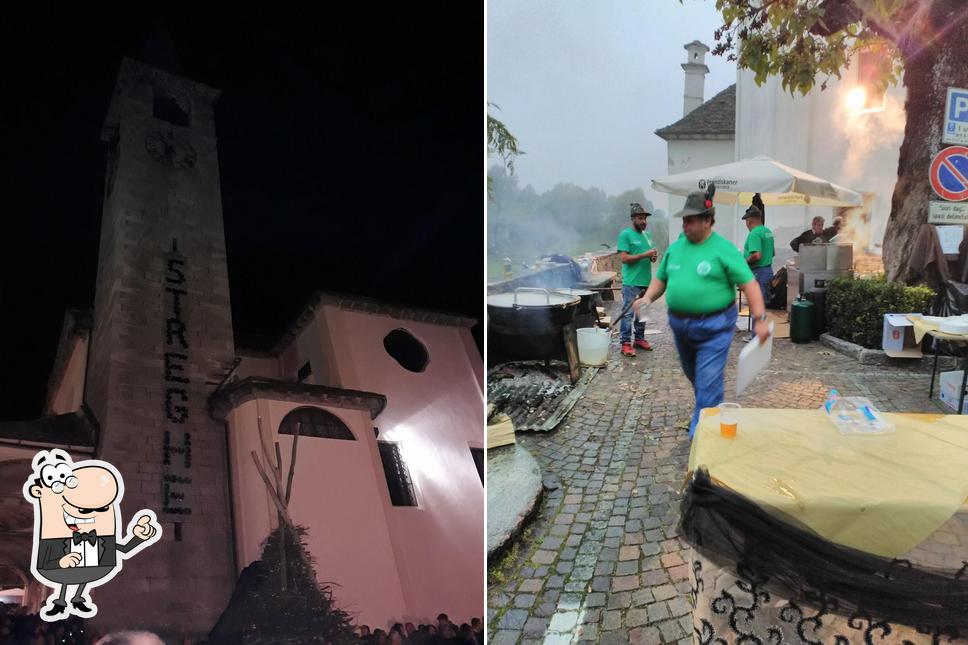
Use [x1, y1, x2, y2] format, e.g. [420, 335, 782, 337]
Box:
[86, 56, 235, 636]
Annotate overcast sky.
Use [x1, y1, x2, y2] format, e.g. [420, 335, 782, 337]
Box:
[487, 0, 736, 210]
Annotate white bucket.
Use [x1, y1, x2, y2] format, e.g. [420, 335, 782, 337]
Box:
[577, 327, 610, 366]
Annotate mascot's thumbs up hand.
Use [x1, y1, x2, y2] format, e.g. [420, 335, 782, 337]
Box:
[132, 514, 158, 540]
[59, 553, 82, 568]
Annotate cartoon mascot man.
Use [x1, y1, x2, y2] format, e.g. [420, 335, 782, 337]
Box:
[23, 449, 162, 621]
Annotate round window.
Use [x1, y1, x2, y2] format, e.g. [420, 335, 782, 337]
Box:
[383, 329, 429, 373]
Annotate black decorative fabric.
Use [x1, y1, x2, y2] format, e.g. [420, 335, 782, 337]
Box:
[679, 469, 968, 639]
[689, 554, 968, 644]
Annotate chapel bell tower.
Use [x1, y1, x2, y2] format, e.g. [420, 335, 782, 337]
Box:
[86, 56, 235, 636]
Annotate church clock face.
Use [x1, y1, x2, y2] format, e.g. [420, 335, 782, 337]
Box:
[144, 130, 197, 169]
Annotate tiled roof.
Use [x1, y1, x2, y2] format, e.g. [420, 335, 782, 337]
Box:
[208, 376, 387, 422]
[655, 84, 736, 140]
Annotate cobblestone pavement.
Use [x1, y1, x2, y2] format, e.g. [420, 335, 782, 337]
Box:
[487, 301, 951, 644]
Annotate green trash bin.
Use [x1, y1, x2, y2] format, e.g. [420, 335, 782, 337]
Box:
[790, 296, 815, 344]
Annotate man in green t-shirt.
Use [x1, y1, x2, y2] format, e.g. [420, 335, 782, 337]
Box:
[742, 205, 775, 315]
[632, 186, 771, 437]
[616, 203, 658, 357]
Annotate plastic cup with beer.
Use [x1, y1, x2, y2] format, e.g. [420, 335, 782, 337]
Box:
[719, 402, 740, 438]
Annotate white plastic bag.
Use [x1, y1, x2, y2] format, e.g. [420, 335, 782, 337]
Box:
[821, 391, 894, 435]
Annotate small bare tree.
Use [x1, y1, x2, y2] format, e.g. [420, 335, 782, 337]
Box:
[250, 417, 304, 591]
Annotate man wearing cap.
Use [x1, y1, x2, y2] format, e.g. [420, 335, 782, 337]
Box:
[632, 186, 770, 437]
[742, 205, 775, 315]
[616, 203, 658, 357]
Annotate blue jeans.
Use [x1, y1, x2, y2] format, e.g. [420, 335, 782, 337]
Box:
[752, 265, 774, 306]
[620, 285, 647, 343]
[668, 305, 737, 438]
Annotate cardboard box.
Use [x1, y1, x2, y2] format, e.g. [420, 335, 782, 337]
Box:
[941, 369, 967, 398]
[940, 387, 968, 414]
[882, 313, 923, 358]
[736, 310, 790, 338]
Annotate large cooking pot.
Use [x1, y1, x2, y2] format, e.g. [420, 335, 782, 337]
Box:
[551, 287, 600, 328]
[487, 288, 580, 363]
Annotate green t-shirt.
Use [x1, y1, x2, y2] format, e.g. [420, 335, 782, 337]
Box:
[616, 227, 654, 287]
[743, 225, 775, 269]
[656, 232, 755, 314]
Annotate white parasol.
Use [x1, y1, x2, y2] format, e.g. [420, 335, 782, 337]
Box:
[651, 156, 863, 208]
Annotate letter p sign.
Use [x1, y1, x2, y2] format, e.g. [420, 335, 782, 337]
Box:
[951, 91, 968, 122]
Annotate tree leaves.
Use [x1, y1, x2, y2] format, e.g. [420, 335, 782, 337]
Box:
[712, 0, 907, 96]
[487, 101, 524, 200]
[487, 101, 523, 175]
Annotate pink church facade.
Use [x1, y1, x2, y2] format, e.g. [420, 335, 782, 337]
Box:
[213, 294, 486, 627]
[33, 295, 485, 630]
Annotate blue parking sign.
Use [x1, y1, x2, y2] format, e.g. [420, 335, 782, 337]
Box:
[944, 87, 968, 144]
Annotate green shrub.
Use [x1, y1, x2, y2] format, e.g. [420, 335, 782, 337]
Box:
[825, 274, 935, 349]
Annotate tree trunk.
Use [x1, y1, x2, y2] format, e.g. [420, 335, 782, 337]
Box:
[883, 1, 968, 283]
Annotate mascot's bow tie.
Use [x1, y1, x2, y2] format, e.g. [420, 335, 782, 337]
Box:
[72, 531, 98, 546]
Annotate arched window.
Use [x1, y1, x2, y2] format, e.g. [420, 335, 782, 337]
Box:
[278, 407, 355, 441]
[383, 329, 429, 373]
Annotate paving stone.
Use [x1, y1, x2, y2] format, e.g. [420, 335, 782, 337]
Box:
[626, 607, 649, 627]
[633, 585, 658, 606]
[590, 576, 610, 593]
[619, 545, 640, 561]
[548, 611, 579, 632]
[668, 596, 692, 617]
[585, 592, 606, 607]
[640, 542, 661, 557]
[499, 609, 530, 630]
[581, 608, 602, 624]
[576, 624, 598, 641]
[541, 537, 564, 550]
[611, 575, 639, 592]
[629, 625, 663, 644]
[657, 618, 686, 641]
[614, 560, 639, 576]
[647, 601, 671, 622]
[598, 631, 628, 645]
[523, 617, 549, 638]
[652, 584, 677, 601]
[598, 547, 618, 561]
[556, 592, 582, 610]
[489, 631, 521, 645]
[661, 552, 686, 568]
[514, 594, 536, 608]
[606, 591, 631, 610]
[532, 550, 556, 565]
[640, 569, 670, 586]
[601, 610, 623, 630]
[574, 553, 596, 567]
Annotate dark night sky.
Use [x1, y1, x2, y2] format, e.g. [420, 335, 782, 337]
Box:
[0, 5, 483, 420]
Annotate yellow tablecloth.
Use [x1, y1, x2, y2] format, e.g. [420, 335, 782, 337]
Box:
[907, 315, 968, 344]
[689, 408, 968, 557]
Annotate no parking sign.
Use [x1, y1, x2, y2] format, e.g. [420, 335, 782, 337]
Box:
[929, 146, 968, 201]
